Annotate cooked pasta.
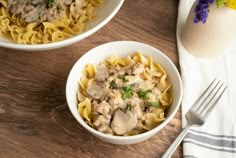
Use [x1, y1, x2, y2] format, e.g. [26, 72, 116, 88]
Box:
[0, 0, 102, 44]
[77, 52, 173, 136]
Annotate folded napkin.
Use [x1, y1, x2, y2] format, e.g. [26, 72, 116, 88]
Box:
[177, 0, 236, 157]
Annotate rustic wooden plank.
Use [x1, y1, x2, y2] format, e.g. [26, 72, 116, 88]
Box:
[0, 0, 182, 157]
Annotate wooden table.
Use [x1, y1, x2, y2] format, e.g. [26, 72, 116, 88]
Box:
[0, 0, 182, 157]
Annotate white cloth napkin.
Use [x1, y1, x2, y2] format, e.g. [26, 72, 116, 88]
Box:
[177, 0, 236, 157]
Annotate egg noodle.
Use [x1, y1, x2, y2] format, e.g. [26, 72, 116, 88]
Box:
[0, 0, 102, 44]
[78, 52, 173, 136]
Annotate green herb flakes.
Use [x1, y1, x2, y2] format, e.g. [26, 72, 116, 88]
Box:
[120, 105, 132, 111]
[138, 89, 151, 99]
[122, 91, 132, 99]
[119, 75, 128, 82]
[122, 85, 134, 99]
[48, 0, 55, 8]
[110, 80, 116, 89]
[148, 102, 160, 109]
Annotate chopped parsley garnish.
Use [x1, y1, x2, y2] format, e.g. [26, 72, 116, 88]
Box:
[120, 105, 132, 111]
[138, 89, 151, 99]
[119, 75, 128, 82]
[122, 85, 134, 99]
[47, 0, 55, 8]
[126, 105, 132, 110]
[122, 85, 134, 91]
[122, 91, 132, 99]
[109, 80, 116, 89]
[148, 102, 160, 109]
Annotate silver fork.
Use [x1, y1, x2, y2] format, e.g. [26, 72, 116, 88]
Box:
[162, 79, 227, 158]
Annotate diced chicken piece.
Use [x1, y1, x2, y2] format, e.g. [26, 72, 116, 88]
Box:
[118, 70, 126, 76]
[8, 0, 27, 14]
[75, 0, 85, 6]
[139, 80, 154, 91]
[108, 65, 124, 76]
[70, 0, 86, 19]
[93, 114, 111, 127]
[64, 0, 73, 5]
[132, 105, 143, 119]
[95, 64, 109, 81]
[108, 68, 118, 78]
[86, 80, 107, 99]
[94, 101, 110, 115]
[148, 106, 159, 113]
[132, 63, 145, 74]
[111, 109, 138, 135]
[125, 97, 143, 107]
[114, 65, 125, 76]
[125, 75, 144, 85]
[108, 90, 125, 114]
[114, 78, 123, 88]
[108, 90, 123, 105]
[97, 125, 113, 135]
[148, 87, 161, 102]
[125, 68, 132, 75]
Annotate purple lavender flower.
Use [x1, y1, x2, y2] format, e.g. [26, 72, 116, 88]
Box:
[208, 0, 214, 4]
[194, 0, 214, 24]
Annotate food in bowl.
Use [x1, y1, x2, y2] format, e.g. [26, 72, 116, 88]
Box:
[66, 41, 182, 144]
[0, 0, 102, 44]
[78, 52, 173, 136]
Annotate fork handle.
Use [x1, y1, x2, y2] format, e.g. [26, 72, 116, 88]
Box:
[162, 125, 192, 158]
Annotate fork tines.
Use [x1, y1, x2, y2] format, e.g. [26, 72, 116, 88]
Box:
[191, 79, 227, 119]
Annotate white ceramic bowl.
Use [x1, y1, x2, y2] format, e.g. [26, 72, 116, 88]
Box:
[0, 0, 124, 51]
[66, 41, 183, 145]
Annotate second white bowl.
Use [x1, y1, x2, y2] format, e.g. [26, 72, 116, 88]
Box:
[0, 0, 124, 51]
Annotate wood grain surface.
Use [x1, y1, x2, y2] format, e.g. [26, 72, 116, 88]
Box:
[0, 0, 182, 158]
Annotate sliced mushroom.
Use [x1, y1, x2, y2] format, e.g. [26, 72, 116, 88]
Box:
[111, 109, 137, 135]
[86, 80, 107, 99]
[95, 64, 109, 81]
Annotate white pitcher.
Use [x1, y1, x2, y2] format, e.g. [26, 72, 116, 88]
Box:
[181, 1, 236, 58]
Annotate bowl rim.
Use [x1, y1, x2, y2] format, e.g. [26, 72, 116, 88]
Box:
[66, 41, 183, 140]
[0, 0, 124, 51]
